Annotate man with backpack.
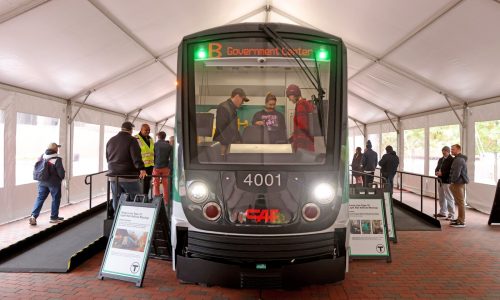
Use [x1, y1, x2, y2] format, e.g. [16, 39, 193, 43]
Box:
[29, 143, 66, 225]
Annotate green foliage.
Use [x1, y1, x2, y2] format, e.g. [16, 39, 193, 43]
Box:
[475, 120, 500, 153]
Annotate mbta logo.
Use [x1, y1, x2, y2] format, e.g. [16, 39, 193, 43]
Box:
[245, 209, 279, 223]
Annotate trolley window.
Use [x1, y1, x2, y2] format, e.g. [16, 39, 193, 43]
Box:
[189, 38, 335, 166]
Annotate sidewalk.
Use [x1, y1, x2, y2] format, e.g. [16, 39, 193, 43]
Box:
[0, 196, 107, 250]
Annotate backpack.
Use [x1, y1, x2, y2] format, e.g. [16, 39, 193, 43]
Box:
[33, 156, 55, 181]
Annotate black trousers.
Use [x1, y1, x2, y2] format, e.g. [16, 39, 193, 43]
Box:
[364, 171, 375, 187]
[142, 166, 154, 197]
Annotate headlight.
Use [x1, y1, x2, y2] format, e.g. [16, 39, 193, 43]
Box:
[187, 181, 209, 203]
[313, 183, 335, 204]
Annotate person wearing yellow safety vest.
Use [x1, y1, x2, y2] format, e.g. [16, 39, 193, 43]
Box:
[135, 124, 155, 197]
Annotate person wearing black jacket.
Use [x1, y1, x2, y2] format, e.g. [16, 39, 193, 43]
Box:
[434, 146, 455, 220]
[106, 122, 146, 211]
[362, 140, 378, 187]
[213, 88, 249, 155]
[378, 145, 399, 195]
[29, 143, 66, 226]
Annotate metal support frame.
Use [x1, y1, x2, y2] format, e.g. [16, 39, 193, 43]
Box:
[384, 111, 399, 134]
[127, 90, 176, 117]
[444, 95, 465, 127]
[158, 119, 168, 133]
[352, 119, 365, 137]
[265, 2, 271, 23]
[130, 109, 142, 124]
[69, 91, 92, 124]
[348, 91, 399, 118]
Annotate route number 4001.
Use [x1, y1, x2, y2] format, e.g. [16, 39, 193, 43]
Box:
[243, 173, 281, 187]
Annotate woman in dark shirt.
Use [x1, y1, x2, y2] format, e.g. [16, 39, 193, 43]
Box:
[252, 93, 287, 144]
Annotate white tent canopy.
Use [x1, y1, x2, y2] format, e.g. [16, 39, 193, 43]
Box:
[0, 0, 499, 126]
[0, 0, 499, 223]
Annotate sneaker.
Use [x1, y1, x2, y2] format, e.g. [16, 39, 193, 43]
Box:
[434, 213, 447, 218]
[29, 216, 37, 226]
[49, 217, 64, 223]
[445, 215, 454, 221]
[450, 221, 466, 228]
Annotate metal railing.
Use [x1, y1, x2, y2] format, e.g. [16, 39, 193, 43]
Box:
[84, 170, 108, 209]
[396, 170, 438, 216]
[105, 174, 172, 219]
[350, 168, 439, 217]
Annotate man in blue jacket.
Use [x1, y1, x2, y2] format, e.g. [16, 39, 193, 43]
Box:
[449, 144, 469, 228]
[29, 143, 66, 225]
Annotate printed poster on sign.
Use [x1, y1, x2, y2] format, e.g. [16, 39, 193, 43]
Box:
[349, 198, 389, 257]
[101, 205, 156, 279]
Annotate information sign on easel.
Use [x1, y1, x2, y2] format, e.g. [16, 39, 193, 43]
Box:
[98, 196, 162, 287]
[348, 188, 391, 262]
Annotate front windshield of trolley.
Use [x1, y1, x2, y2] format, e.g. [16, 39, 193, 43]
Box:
[191, 38, 333, 165]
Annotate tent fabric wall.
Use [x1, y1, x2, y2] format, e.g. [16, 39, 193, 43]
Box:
[351, 102, 500, 215]
[0, 89, 67, 224]
[0, 86, 174, 224]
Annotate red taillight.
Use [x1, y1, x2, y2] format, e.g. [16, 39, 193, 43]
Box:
[302, 203, 320, 221]
[203, 202, 221, 221]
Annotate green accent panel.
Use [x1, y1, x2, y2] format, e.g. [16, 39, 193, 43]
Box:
[196, 104, 285, 131]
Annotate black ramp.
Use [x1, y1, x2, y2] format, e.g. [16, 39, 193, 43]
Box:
[0, 210, 106, 272]
[393, 204, 440, 231]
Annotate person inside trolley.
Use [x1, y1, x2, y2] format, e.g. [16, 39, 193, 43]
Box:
[213, 88, 249, 156]
[286, 84, 315, 152]
[251, 92, 287, 144]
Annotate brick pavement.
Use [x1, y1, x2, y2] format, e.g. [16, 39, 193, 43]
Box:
[1, 196, 500, 299]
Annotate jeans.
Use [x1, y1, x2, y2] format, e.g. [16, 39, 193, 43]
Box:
[384, 173, 396, 196]
[110, 180, 141, 210]
[153, 167, 170, 204]
[31, 183, 61, 219]
[438, 183, 455, 217]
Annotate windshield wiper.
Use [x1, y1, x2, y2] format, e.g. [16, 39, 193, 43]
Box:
[260, 24, 326, 137]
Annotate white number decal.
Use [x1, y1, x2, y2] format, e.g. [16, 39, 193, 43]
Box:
[243, 174, 281, 187]
[254, 174, 263, 186]
[243, 174, 253, 186]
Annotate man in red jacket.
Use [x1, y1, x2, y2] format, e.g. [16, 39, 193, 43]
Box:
[286, 84, 314, 152]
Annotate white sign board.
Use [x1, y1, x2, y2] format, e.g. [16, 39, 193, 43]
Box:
[100, 205, 156, 282]
[349, 198, 390, 257]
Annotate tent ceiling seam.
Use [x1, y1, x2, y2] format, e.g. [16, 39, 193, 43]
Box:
[70, 45, 178, 100]
[349, 0, 464, 80]
[87, 0, 175, 77]
[272, 4, 467, 105]
[70, 5, 265, 119]
[0, 81, 159, 124]
[156, 113, 176, 125]
[0, 0, 50, 25]
[127, 89, 177, 116]
[228, 5, 267, 24]
[348, 90, 399, 118]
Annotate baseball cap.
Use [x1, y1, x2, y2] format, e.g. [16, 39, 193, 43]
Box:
[47, 142, 61, 150]
[121, 121, 135, 131]
[286, 84, 301, 97]
[231, 88, 250, 102]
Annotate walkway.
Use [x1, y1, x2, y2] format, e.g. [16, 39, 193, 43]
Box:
[0, 194, 499, 299]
